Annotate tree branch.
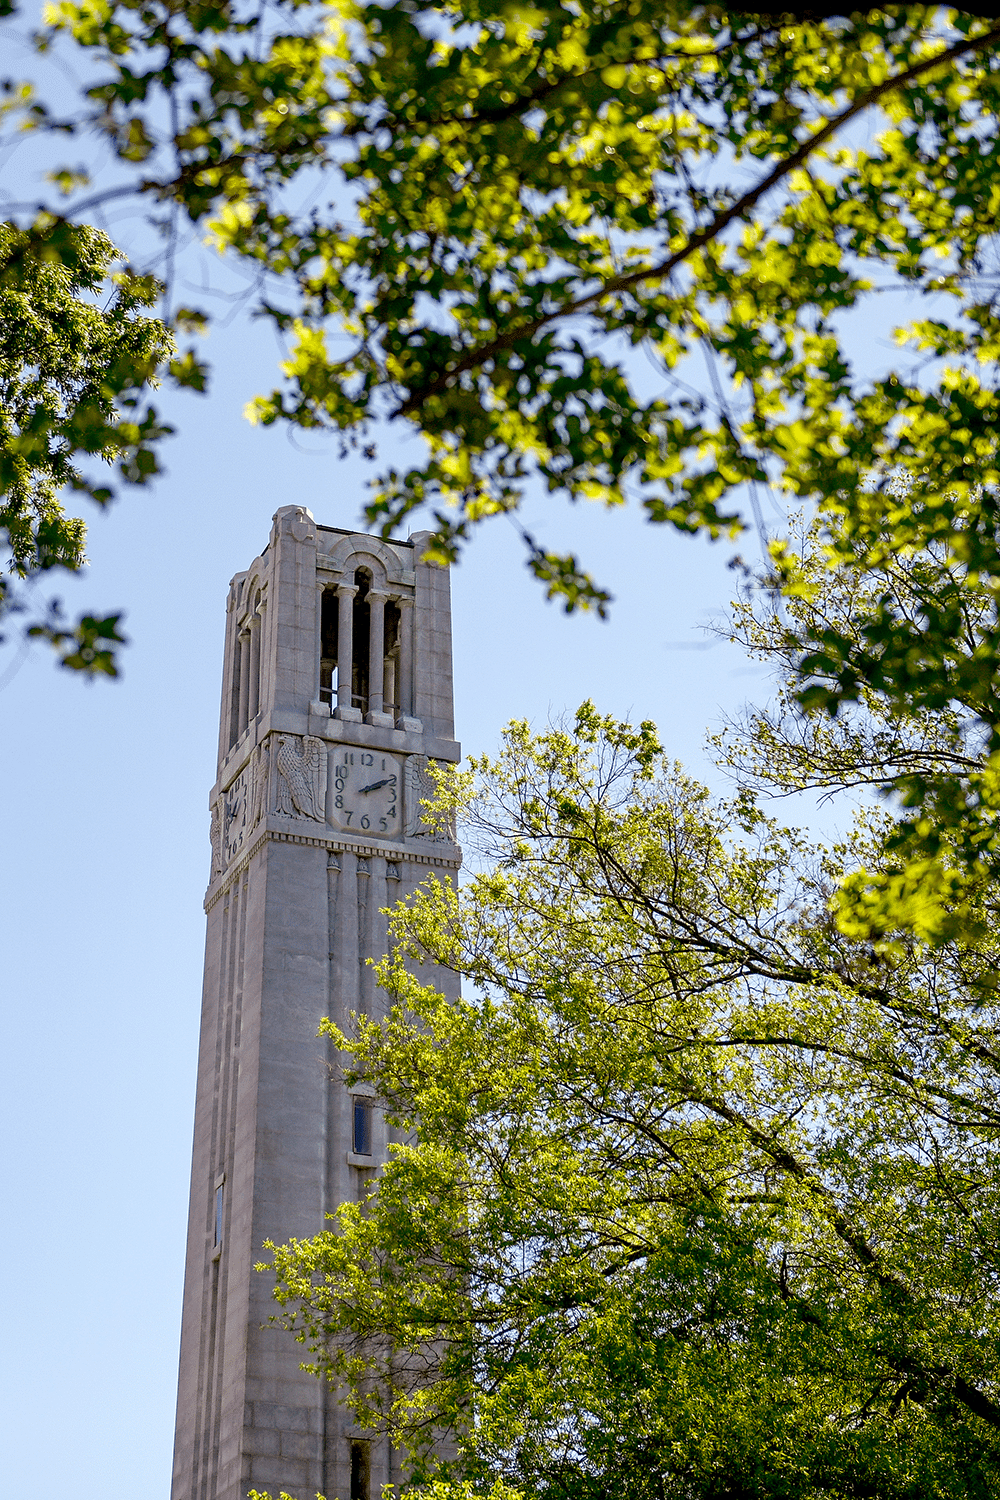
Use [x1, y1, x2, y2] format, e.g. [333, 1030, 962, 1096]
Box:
[395, 20, 1000, 418]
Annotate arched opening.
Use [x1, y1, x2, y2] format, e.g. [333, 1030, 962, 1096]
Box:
[248, 588, 262, 721]
[383, 599, 401, 718]
[230, 586, 264, 746]
[319, 561, 407, 722]
[351, 568, 372, 714]
[319, 587, 339, 707]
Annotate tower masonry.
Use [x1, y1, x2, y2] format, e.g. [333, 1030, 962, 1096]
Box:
[171, 507, 461, 1500]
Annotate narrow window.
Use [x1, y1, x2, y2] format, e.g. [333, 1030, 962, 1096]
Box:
[214, 1183, 224, 1248]
[320, 587, 339, 707]
[229, 631, 242, 748]
[248, 589, 263, 720]
[350, 1440, 370, 1500]
[353, 1098, 373, 1157]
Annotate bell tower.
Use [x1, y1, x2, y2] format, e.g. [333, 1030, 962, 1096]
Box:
[171, 506, 461, 1500]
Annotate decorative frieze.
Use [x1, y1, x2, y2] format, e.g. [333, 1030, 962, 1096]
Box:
[205, 825, 460, 911]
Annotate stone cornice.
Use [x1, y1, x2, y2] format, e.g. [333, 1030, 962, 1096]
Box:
[204, 824, 461, 911]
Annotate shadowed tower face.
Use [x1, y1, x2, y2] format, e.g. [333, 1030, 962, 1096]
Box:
[171, 507, 461, 1500]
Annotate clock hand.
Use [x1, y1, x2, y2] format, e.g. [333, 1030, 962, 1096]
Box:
[358, 777, 393, 794]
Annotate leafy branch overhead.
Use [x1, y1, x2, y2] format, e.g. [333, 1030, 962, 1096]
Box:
[12, 1, 1000, 923]
[29, 3, 1000, 582]
[0, 219, 173, 673]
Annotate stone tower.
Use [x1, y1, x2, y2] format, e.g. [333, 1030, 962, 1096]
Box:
[170, 507, 461, 1500]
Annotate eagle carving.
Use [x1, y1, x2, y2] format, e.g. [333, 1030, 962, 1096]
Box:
[275, 734, 326, 822]
[250, 738, 270, 828]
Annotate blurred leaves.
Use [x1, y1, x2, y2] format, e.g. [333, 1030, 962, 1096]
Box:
[0, 217, 173, 674]
[26, 602, 126, 675]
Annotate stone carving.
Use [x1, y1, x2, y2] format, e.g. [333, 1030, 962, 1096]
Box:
[275, 734, 327, 821]
[404, 755, 455, 842]
[209, 801, 223, 879]
[250, 738, 270, 829]
[273, 504, 315, 545]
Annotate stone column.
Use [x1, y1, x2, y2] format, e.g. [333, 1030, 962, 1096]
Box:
[395, 597, 415, 726]
[364, 855, 388, 1015]
[382, 650, 395, 720]
[355, 855, 370, 1018]
[335, 584, 359, 721]
[366, 589, 390, 723]
[223, 594, 239, 759]
[237, 628, 251, 738]
[333, 849, 359, 1023]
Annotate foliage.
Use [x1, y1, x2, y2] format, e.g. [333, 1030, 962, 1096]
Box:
[249, 1482, 523, 1500]
[0, 217, 173, 673]
[20, 0, 1000, 590]
[12, 0, 1000, 913]
[261, 701, 1000, 1500]
[718, 510, 1000, 942]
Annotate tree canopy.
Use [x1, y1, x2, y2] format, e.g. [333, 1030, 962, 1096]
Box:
[263, 683, 1000, 1499]
[21, 3, 1000, 598]
[7, 0, 1000, 920]
[0, 218, 172, 673]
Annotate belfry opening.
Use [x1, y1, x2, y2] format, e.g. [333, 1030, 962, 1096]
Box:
[318, 562, 409, 724]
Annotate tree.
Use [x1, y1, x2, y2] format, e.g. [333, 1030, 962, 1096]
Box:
[718, 504, 1000, 940]
[12, 0, 1000, 916]
[0, 217, 173, 673]
[261, 684, 1000, 1500]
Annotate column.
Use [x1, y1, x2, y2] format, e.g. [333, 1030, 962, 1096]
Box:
[248, 613, 261, 721]
[366, 589, 389, 721]
[226, 604, 240, 752]
[364, 855, 387, 1016]
[237, 628, 250, 738]
[355, 856, 370, 1018]
[335, 584, 358, 720]
[382, 650, 395, 720]
[395, 597, 414, 723]
[332, 848, 359, 1024]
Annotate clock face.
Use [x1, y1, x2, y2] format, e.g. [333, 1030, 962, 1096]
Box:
[330, 749, 402, 836]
